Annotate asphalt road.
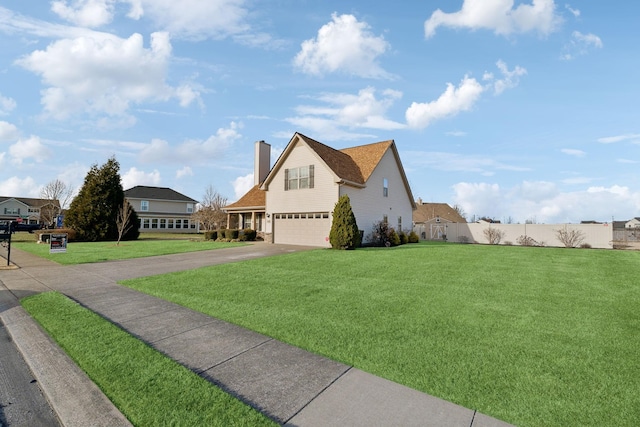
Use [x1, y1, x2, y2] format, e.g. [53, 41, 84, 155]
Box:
[0, 321, 60, 427]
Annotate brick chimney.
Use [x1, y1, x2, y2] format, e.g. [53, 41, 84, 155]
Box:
[254, 140, 271, 185]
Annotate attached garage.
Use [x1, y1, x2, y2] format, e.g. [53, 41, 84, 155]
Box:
[273, 212, 331, 247]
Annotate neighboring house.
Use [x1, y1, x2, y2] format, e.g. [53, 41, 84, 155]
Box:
[0, 196, 60, 225]
[625, 217, 640, 229]
[124, 186, 199, 233]
[226, 133, 416, 247]
[413, 200, 466, 240]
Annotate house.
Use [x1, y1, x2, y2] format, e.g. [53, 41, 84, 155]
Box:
[413, 200, 466, 240]
[0, 196, 60, 225]
[226, 133, 416, 247]
[625, 217, 640, 229]
[124, 186, 199, 233]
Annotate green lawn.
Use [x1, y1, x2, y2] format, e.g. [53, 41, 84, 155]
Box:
[21, 292, 275, 427]
[12, 238, 245, 264]
[120, 243, 640, 426]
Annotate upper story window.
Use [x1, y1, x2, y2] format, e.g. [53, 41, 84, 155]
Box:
[140, 200, 149, 211]
[4, 208, 20, 215]
[383, 178, 389, 197]
[187, 203, 194, 213]
[285, 165, 314, 191]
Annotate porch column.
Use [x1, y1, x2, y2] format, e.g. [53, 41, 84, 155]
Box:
[226, 213, 230, 229]
[251, 211, 256, 230]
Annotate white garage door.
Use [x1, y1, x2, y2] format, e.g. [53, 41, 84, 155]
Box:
[273, 212, 331, 247]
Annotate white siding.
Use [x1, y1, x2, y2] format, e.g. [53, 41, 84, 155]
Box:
[265, 141, 339, 236]
[342, 149, 414, 243]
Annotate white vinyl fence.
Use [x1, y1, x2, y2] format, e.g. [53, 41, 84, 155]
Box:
[417, 222, 614, 249]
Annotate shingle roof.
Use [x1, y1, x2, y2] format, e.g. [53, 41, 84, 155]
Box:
[224, 185, 265, 210]
[0, 197, 60, 208]
[124, 186, 198, 203]
[413, 203, 466, 223]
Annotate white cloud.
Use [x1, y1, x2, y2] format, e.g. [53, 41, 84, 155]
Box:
[121, 166, 161, 190]
[406, 76, 484, 129]
[405, 150, 530, 175]
[125, 0, 249, 41]
[294, 13, 391, 79]
[231, 173, 254, 201]
[565, 4, 580, 17]
[425, 0, 562, 38]
[0, 93, 17, 115]
[139, 121, 242, 163]
[561, 148, 586, 157]
[287, 87, 404, 140]
[490, 60, 527, 95]
[597, 133, 640, 144]
[0, 121, 19, 142]
[176, 166, 193, 178]
[8, 136, 52, 165]
[15, 32, 197, 121]
[0, 176, 39, 197]
[561, 31, 603, 60]
[452, 181, 640, 223]
[51, 0, 115, 27]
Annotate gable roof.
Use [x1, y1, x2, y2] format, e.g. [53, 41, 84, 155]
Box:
[0, 196, 60, 208]
[261, 132, 415, 208]
[124, 186, 198, 203]
[224, 185, 266, 210]
[413, 202, 466, 223]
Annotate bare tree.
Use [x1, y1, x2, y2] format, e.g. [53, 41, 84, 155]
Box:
[116, 200, 134, 246]
[483, 226, 505, 245]
[191, 185, 228, 231]
[39, 179, 74, 225]
[555, 226, 586, 248]
[452, 204, 467, 221]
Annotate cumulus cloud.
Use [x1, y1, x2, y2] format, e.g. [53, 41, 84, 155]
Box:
[0, 93, 17, 115]
[452, 181, 640, 223]
[561, 148, 586, 157]
[124, 0, 249, 41]
[294, 13, 392, 79]
[487, 60, 527, 95]
[286, 87, 404, 140]
[8, 136, 52, 165]
[51, 0, 115, 27]
[0, 176, 40, 197]
[139, 121, 242, 164]
[425, 0, 562, 38]
[0, 121, 19, 142]
[561, 30, 603, 60]
[406, 76, 484, 129]
[176, 166, 193, 178]
[121, 166, 161, 190]
[231, 173, 254, 201]
[15, 32, 200, 121]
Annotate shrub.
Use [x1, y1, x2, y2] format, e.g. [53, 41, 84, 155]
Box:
[398, 230, 408, 245]
[388, 228, 401, 247]
[36, 228, 77, 242]
[204, 230, 218, 240]
[240, 228, 257, 241]
[408, 230, 419, 243]
[458, 235, 470, 244]
[224, 229, 239, 240]
[580, 243, 592, 249]
[369, 220, 391, 247]
[504, 241, 513, 246]
[329, 195, 360, 250]
[516, 235, 540, 247]
[555, 226, 586, 248]
[483, 226, 505, 245]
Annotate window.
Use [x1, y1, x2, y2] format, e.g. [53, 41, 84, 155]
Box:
[285, 165, 314, 190]
[141, 200, 149, 211]
[383, 178, 388, 197]
[159, 219, 166, 229]
[4, 208, 20, 215]
[187, 203, 194, 214]
[398, 216, 402, 231]
[151, 219, 158, 229]
[168, 219, 174, 229]
[243, 214, 252, 229]
[383, 214, 388, 224]
[142, 218, 150, 229]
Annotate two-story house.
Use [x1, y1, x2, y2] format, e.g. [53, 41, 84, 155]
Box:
[124, 186, 199, 233]
[225, 133, 415, 247]
[0, 196, 60, 225]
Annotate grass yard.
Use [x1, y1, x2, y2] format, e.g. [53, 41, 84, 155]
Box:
[12, 238, 245, 264]
[21, 292, 275, 427]
[121, 242, 640, 426]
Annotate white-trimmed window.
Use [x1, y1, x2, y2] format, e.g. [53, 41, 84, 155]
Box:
[140, 200, 149, 211]
[398, 216, 402, 231]
[285, 165, 314, 190]
[383, 178, 388, 197]
[187, 203, 194, 213]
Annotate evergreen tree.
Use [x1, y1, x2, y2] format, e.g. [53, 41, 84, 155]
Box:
[65, 157, 136, 241]
[329, 194, 361, 250]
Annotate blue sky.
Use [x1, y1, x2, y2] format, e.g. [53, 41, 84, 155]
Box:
[1, 0, 639, 223]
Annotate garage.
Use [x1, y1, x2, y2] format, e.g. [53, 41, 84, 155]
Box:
[273, 212, 331, 247]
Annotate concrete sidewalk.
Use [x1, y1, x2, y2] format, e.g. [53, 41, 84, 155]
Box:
[0, 244, 513, 426]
